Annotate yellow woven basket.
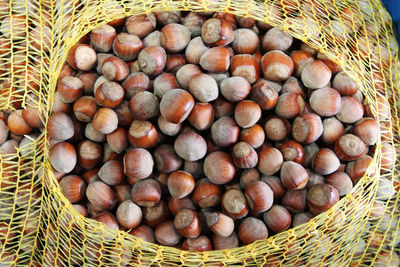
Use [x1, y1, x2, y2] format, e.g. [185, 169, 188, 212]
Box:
[0, 0, 399, 266]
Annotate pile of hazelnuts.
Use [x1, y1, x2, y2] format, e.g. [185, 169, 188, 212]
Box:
[1, 11, 383, 251]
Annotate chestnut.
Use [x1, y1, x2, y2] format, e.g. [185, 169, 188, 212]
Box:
[50, 142, 77, 173]
[280, 161, 309, 190]
[167, 171, 195, 199]
[113, 33, 143, 61]
[59, 175, 86, 203]
[92, 108, 118, 134]
[143, 200, 169, 227]
[192, 178, 222, 208]
[160, 89, 194, 124]
[258, 147, 283, 176]
[77, 140, 102, 169]
[245, 181, 274, 215]
[174, 209, 201, 238]
[129, 91, 159, 120]
[199, 47, 230, 73]
[240, 124, 265, 149]
[263, 205, 291, 233]
[86, 181, 116, 211]
[153, 144, 182, 173]
[138, 46, 167, 76]
[98, 160, 124, 186]
[126, 14, 156, 38]
[307, 184, 339, 215]
[95, 81, 125, 108]
[309, 87, 341, 116]
[124, 148, 154, 180]
[47, 112, 74, 141]
[232, 142, 258, 169]
[261, 50, 294, 81]
[182, 235, 212, 252]
[264, 116, 291, 142]
[220, 76, 251, 102]
[301, 60, 332, 89]
[230, 54, 260, 84]
[326, 171, 353, 196]
[334, 134, 368, 161]
[168, 196, 196, 216]
[203, 151, 235, 185]
[282, 189, 307, 213]
[66, 44, 97, 71]
[211, 116, 240, 147]
[232, 28, 259, 54]
[322, 117, 344, 145]
[353, 118, 380, 146]
[221, 189, 249, 219]
[336, 96, 364, 124]
[312, 148, 340, 175]
[188, 73, 219, 103]
[73, 96, 98, 122]
[205, 211, 234, 237]
[131, 179, 161, 207]
[263, 27, 293, 51]
[238, 217, 268, 244]
[174, 131, 207, 161]
[155, 220, 181, 246]
[116, 199, 142, 229]
[188, 103, 214, 131]
[160, 23, 191, 53]
[201, 18, 234, 47]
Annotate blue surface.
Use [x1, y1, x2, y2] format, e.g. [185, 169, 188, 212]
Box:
[382, 0, 400, 39]
[382, 0, 400, 21]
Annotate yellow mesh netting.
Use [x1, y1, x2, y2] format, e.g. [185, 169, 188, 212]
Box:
[0, 0, 399, 266]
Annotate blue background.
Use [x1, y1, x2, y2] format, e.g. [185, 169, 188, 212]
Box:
[382, 0, 399, 40]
